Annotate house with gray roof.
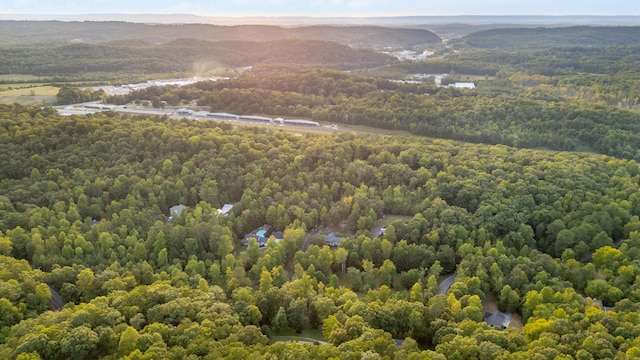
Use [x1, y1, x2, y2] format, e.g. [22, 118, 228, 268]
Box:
[590, 298, 615, 313]
[324, 232, 342, 247]
[168, 204, 187, 221]
[484, 311, 511, 330]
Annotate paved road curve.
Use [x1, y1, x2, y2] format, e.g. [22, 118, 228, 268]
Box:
[438, 274, 456, 295]
[48, 285, 64, 311]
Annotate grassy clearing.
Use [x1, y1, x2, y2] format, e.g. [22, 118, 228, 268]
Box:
[215, 120, 427, 141]
[282, 126, 342, 136]
[338, 124, 417, 137]
[456, 74, 494, 81]
[270, 329, 325, 344]
[235, 121, 445, 144]
[377, 215, 414, 227]
[0, 86, 59, 105]
[530, 146, 560, 154]
[0, 74, 48, 82]
[204, 120, 343, 137]
[0, 83, 49, 91]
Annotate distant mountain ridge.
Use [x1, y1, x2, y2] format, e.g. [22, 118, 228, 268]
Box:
[3, 13, 640, 26]
[450, 25, 640, 49]
[0, 21, 441, 48]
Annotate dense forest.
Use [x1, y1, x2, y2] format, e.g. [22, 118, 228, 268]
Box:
[2, 106, 640, 358]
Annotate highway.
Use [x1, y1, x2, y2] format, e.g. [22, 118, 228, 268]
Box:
[55, 102, 342, 133]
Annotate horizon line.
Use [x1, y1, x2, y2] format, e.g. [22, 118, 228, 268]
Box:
[2, 13, 640, 18]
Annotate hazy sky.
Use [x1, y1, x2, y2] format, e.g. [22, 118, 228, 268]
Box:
[1, 0, 638, 16]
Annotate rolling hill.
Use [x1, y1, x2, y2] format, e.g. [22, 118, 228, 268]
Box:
[0, 21, 441, 49]
[0, 38, 394, 76]
[450, 25, 640, 49]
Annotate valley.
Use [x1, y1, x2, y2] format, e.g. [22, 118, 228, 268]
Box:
[1, 14, 640, 360]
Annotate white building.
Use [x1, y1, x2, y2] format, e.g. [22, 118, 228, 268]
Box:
[217, 204, 234, 216]
[208, 112, 239, 120]
[238, 115, 273, 123]
[454, 82, 476, 89]
[283, 119, 320, 127]
[193, 111, 210, 117]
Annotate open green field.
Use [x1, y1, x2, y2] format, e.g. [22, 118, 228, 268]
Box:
[455, 74, 493, 81]
[376, 215, 414, 228]
[195, 119, 343, 137]
[0, 83, 49, 91]
[202, 118, 435, 143]
[270, 329, 325, 344]
[0, 74, 49, 82]
[0, 86, 59, 105]
[530, 146, 561, 154]
[337, 124, 417, 137]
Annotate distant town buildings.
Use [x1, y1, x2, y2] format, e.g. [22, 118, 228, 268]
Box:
[93, 76, 227, 96]
[385, 49, 434, 62]
[410, 73, 476, 89]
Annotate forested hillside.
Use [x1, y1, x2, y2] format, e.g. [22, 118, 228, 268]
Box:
[0, 39, 392, 77]
[449, 26, 640, 50]
[395, 26, 640, 79]
[2, 106, 640, 358]
[0, 21, 441, 48]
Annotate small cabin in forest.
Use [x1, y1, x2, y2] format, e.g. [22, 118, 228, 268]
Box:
[484, 311, 511, 330]
[169, 204, 187, 220]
